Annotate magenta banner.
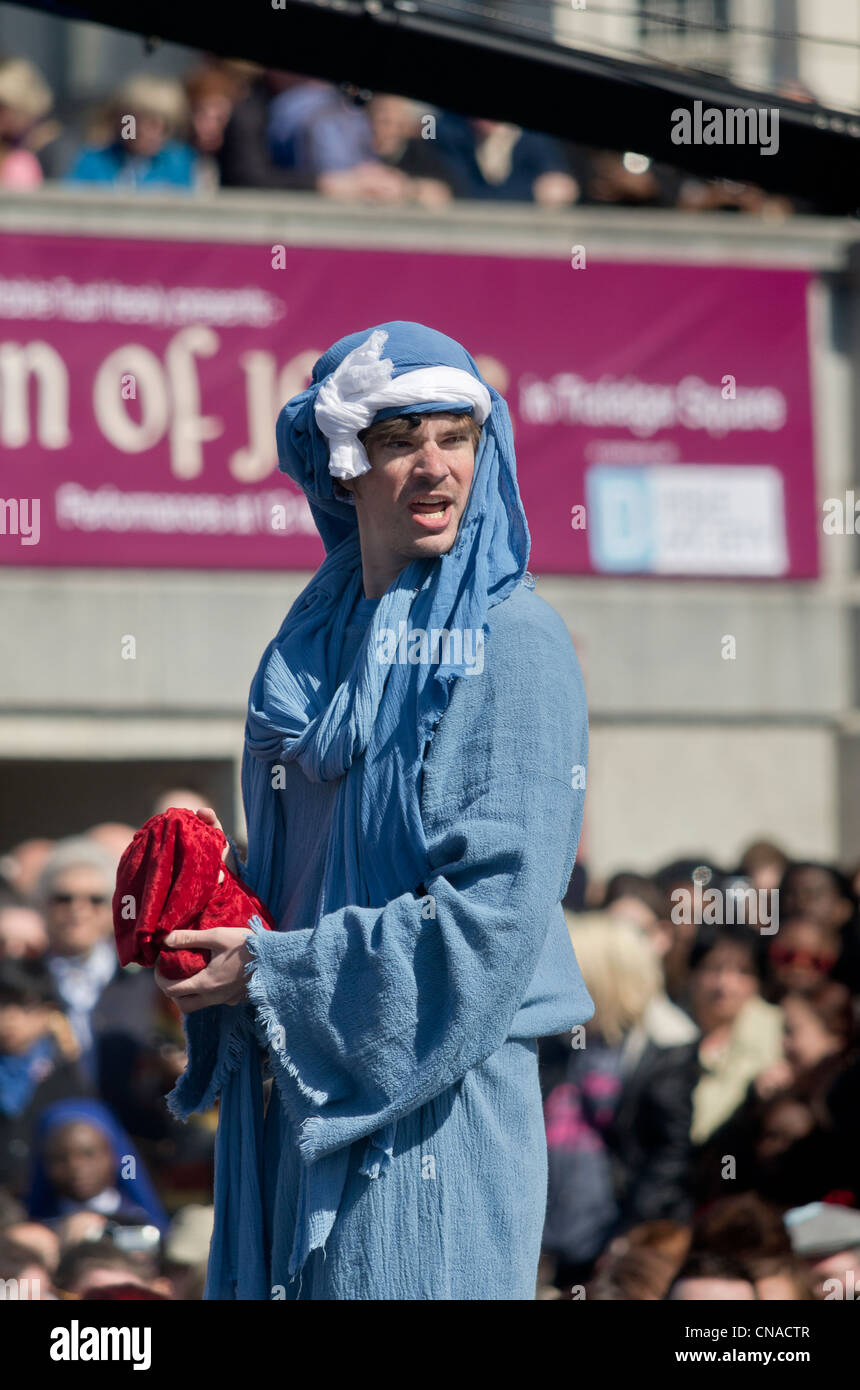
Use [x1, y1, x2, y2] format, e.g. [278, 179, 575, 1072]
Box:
[0, 231, 817, 577]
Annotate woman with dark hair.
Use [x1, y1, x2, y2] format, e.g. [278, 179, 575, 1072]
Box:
[772, 983, 856, 1100]
[754, 984, 858, 1210]
[688, 922, 783, 1144]
[779, 861, 860, 991]
[694, 982, 858, 1208]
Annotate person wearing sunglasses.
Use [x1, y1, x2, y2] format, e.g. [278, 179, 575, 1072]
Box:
[35, 839, 121, 1080]
[767, 916, 841, 998]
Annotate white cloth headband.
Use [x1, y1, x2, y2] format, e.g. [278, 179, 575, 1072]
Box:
[314, 328, 492, 480]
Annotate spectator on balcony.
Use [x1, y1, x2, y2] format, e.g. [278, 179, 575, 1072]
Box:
[677, 176, 794, 218]
[217, 68, 316, 192]
[433, 112, 579, 205]
[0, 57, 53, 190]
[267, 78, 405, 201]
[183, 63, 244, 192]
[368, 95, 455, 207]
[66, 75, 197, 190]
[580, 148, 681, 208]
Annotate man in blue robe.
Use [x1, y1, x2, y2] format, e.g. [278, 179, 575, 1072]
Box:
[157, 321, 593, 1299]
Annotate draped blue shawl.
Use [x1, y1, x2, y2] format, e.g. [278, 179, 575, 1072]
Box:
[171, 321, 549, 1296]
[246, 320, 528, 920]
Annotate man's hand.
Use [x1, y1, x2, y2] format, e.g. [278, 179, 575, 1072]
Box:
[154, 926, 254, 1014]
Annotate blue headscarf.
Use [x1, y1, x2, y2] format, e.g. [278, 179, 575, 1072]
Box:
[27, 1098, 168, 1232]
[202, 321, 533, 1291]
[244, 320, 529, 923]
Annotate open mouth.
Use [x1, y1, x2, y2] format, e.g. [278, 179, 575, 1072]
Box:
[408, 498, 453, 528]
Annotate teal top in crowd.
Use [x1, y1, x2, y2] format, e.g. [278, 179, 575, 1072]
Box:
[65, 140, 197, 189]
[168, 320, 593, 1299]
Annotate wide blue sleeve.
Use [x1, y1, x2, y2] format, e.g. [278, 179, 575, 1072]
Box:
[243, 590, 589, 1165]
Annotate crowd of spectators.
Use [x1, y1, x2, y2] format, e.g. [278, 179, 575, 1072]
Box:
[1, 803, 858, 1300]
[0, 53, 806, 215]
[0, 790, 217, 1302]
[539, 844, 860, 1299]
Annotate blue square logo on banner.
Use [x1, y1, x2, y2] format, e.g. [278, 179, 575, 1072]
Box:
[585, 466, 655, 573]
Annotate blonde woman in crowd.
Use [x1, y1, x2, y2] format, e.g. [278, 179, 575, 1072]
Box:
[540, 913, 699, 1292]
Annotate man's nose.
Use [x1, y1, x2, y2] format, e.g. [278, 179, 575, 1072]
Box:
[411, 441, 450, 478]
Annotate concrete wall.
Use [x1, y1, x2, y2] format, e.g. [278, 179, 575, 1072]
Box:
[0, 566, 852, 873]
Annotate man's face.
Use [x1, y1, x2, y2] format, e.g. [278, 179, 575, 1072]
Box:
[342, 413, 477, 586]
[44, 865, 112, 957]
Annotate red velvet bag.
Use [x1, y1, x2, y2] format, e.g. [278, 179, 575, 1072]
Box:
[112, 808, 275, 981]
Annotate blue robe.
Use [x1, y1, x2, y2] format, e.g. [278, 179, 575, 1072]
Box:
[171, 580, 592, 1298]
